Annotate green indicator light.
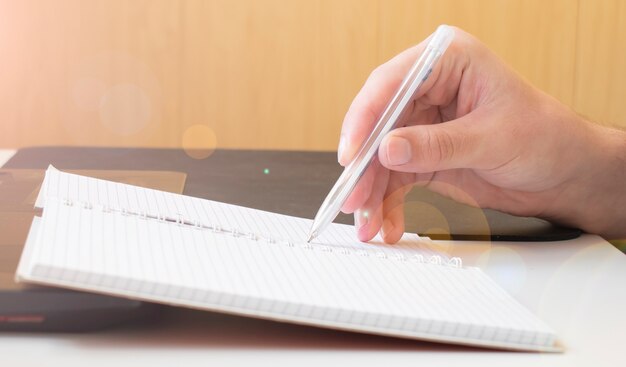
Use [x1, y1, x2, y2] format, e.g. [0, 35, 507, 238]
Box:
[263, 168, 270, 175]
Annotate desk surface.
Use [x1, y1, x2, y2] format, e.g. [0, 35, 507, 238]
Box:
[1, 147, 625, 367]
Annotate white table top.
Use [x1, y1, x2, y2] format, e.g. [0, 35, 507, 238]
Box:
[0, 149, 16, 167]
[1, 151, 625, 366]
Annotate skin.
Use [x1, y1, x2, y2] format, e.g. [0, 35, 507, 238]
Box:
[338, 27, 626, 244]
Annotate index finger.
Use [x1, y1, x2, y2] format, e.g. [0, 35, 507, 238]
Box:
[338, 44, 426, 166]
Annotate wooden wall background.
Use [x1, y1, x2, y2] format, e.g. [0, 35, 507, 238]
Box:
[0, 0, 624, 152]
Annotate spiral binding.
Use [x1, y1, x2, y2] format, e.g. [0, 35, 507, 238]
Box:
[58, 198, 463, 269]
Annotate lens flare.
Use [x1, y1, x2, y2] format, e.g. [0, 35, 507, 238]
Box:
[182, 124, 218, 160]
[477, 247, 527, 295]
[99, 83, 152, 136]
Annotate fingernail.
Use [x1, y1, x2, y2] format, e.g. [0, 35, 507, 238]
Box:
[338, 134, 347, 163]
[386, 136, 412, 165]
[354, 210, 369, 230]
[381, 219, 394, 239]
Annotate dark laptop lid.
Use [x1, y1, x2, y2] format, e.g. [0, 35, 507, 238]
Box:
[0, 169, 186, 331]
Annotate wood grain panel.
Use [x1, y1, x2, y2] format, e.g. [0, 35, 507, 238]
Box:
[0, 0, 622, 151]
[574, 0, 626, 127]
[0, 0, 379, 151]
[178, 0, 378, 151]
[0, 0, 183, 147]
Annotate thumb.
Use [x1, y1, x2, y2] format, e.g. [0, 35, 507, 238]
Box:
[378, 114, 486, 173]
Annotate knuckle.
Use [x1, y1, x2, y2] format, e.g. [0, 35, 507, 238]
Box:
[368, 64, 386, 81]
[425, 87, 451, 107]
[436, 130, 456, 163]
[416, 129, 456, 171]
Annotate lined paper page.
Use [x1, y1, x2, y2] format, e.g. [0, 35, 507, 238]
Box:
[20, 197, 558, 351]
[36, 166, 448, 259]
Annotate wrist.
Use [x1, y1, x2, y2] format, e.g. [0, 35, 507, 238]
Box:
[564, 122, 626, 239]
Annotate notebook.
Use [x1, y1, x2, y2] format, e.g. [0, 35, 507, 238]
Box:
[16, 166, 561, 352]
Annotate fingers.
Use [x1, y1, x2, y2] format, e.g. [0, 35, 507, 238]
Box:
[350, 169, 415, 244]
[341, 158, 382, 214]
[354, 171, 414, 244]
[378, 111, 491, 173]
[338, 44, 428, 166]
[354, 160, 389, 242]
[380, 172, 412, 244]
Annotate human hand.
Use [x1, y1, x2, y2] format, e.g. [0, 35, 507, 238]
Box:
[338, 26, 626, 243]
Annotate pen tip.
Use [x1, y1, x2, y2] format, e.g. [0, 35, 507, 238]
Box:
[306, 235, 312, 243]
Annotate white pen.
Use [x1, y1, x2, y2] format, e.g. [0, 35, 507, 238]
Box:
[307, 25, 455, 243]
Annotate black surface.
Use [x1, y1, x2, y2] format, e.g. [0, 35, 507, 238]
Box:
[0, 168, 173, 332]
[6, 146, 581, 241]
[0, 289, 153, 332]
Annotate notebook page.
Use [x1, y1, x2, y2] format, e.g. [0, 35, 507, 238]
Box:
[20, 197, 558, 352]
[36, 166, 449, 260]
